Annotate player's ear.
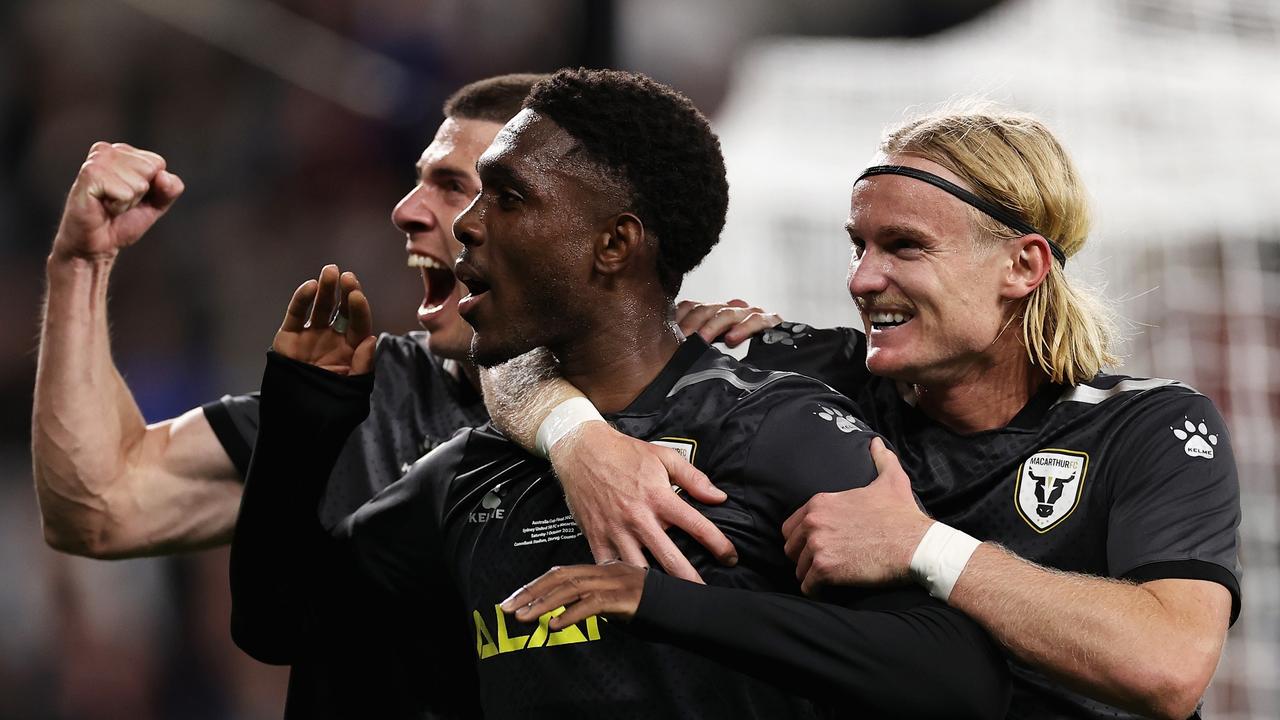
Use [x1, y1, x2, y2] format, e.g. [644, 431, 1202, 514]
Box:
[593, 212, 646, 277]
[999, 233, 1052, 301]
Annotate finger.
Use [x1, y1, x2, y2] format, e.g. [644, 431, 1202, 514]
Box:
[726, 298, 750, 308]
[660, 500, 735, 569]
[351, 335, 376, 375]
[676, 302, 721, 336]
[337, 271, 358, 321]
[516, 579, 594, 622]
[781, 502, 808, 543]
[582, 529, 622, 570]
[794, 540, 816, 585]
[310, 265, 340, 327]
[633, 519, 704, 583]
[696, 307, 751, 344]
[148, 170, 185, 211]
[548, 597, 605, 630]
[346, 288, 374, 344]
[674, 299, 701, 324]
[88, 173, 143, 216]
[611, 531, 648, 571]
[664, 452, 726, 504]
[869, 437, 906, 486]
[722, 312, 782, 347]
[281, 280, 319, 333]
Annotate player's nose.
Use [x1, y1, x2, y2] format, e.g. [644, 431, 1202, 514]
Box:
[392, 184, 438, 235]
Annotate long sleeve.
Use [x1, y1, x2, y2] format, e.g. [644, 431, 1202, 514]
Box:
[630, 572, 1009, 719]
[229, 351, 374, 665]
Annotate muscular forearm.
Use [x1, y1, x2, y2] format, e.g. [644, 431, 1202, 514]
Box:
[34, 255, 139, 552]
[33, 256, 240, 557]
[949, 545, 1229, 719]
[630, 573, 1009, 719]
[480, 347, 583, 452]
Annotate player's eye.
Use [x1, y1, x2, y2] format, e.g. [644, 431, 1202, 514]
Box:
[849, 237, 866, 259]
[497, 189, 524, 209]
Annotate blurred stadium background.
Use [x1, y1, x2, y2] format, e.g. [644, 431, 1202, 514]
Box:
[0, 0, 1275, 717]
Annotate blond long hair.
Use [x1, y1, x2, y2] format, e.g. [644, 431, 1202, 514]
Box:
[880, 105, 1118, 385]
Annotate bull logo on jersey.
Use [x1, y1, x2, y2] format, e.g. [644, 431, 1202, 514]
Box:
[1014, 449, 1088, 533]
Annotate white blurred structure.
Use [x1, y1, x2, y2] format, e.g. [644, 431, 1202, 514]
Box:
[692, 0, 1279, 717]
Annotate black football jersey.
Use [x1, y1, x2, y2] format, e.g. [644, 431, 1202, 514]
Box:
[232, 336, 1011, 719]
[206, 332, 488, 720]
[742, 322, 1242, 720]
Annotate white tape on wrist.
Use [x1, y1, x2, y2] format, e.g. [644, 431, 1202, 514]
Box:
[908, 521, 981, 602]
[534, 397, 604, 458]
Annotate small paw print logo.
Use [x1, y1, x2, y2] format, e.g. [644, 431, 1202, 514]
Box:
[761, 323, 810, 346]
[1172, 418, 1218, 459]
[815, 404, 862, 433]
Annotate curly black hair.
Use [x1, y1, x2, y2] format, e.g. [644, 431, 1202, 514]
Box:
[523, 68, 729, 298]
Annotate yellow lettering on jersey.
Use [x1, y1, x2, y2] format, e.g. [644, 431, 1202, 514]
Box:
[495, 606, 530, 652]
[472, 604, 604, 659]
[473, 609, 498, 659]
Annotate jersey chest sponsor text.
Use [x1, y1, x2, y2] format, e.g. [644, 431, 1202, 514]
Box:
[472, 604, 604, 659]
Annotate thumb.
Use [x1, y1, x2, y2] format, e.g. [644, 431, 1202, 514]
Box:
[663, 450, 726, 504]
[869, 437, 915, 498]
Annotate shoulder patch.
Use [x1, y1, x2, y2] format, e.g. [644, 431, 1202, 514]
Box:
[1014, 449, 1089, 533]
[812, 404, 868, 433]
[1171, 417, 1219, 459]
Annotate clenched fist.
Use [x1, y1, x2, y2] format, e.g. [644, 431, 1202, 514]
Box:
[52, 142, 184, 262]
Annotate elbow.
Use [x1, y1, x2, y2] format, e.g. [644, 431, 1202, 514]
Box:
[1117, 650, 1218, 720]
[1136, 667, 1213, 720]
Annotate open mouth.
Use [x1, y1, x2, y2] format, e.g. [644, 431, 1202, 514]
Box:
[453, 261, 491, 318]
[867, 310, 913, 331]
[408, 253, 456, 311]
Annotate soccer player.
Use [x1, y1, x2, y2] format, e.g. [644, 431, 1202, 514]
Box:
[503, 107, 1242, 720]
[31, 73, 737, 718]
[232, 68, 1009, 719]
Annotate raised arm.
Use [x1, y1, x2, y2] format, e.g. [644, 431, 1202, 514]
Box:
[33, 142, 242, 558]
[229, 266, 376, 663]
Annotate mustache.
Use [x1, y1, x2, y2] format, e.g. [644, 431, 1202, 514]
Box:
[853, 293, 912, 312]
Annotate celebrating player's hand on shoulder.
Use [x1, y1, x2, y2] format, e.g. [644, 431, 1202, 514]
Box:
[782, 438, 934, 595]
[676, 298, 781, 347]
[53, 142, 185, 262]
[273, 265, 376, 376]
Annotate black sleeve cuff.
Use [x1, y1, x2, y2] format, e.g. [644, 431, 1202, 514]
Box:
[202, 399, 253, 478]
[261, 350, 375, 429]
[1122, 559, 1242, 626]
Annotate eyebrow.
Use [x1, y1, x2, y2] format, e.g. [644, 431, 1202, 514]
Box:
[476, 156, 527, 191]
[844, 221, 932, 243]
[414, 160, 469, 182]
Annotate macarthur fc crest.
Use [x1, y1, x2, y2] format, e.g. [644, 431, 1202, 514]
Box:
[1014, 449, 1088, 533]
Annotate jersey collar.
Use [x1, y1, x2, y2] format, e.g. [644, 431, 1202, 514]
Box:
[613, 334, 712, 417]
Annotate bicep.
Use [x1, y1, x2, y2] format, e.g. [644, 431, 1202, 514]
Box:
[102, 408, 243, 556]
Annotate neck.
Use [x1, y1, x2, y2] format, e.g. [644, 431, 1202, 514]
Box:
[553, 313, 683, 414]
[909, 346, 1049, 434]
[443, 358, 483, 393]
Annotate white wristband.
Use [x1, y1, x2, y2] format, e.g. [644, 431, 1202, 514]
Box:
[908, 522, 982, 602]
[534, 397, 604, 458]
